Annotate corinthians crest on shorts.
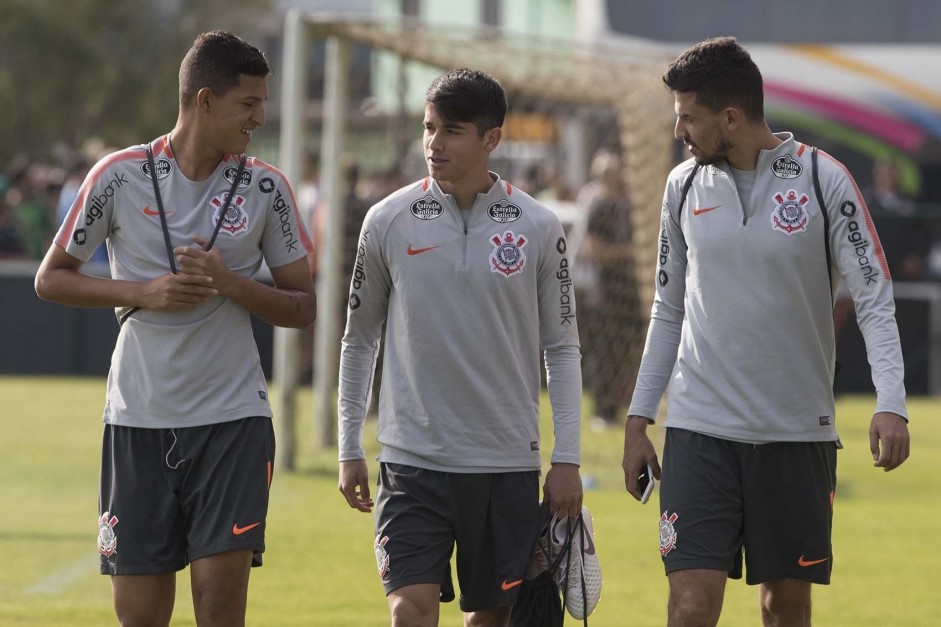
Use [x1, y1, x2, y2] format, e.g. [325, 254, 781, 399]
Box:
[489, 231, 527, 277]
[374, 534, 390, 577]
[659, 511, 678, 556]
[210, 192, 249, 236]
[770, 189, 811, 235]
[98, 511, 119, 557]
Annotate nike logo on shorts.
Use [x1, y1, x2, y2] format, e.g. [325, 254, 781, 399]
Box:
[501, 579, 523, 591]
[232, 522, 261, 536]
[797, 555, 829, 567]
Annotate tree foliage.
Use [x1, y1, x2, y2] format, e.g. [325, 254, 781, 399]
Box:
[0, 0, 274, 166]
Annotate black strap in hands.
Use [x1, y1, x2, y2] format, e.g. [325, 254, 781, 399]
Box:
[811, 147, 833, 296]
[558, 514, 590, 627]
[120, 146, 246, 326]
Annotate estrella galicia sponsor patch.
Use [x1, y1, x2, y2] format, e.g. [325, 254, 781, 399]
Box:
[259, 177, 276, 194]
[141, 158, 171, 180]
[706, 165, 722, 176]
[659, 511, 678, 556]
[770, 189, 810, 235]
[488, 199, 521, 223]
[410, 195, 443, 220]
[224, 166, 252, 189]
[210, 192, 249, 236]
[489, 231, 527, 277]
[98, 512, 119, 557]
[772, 154, 803, 179]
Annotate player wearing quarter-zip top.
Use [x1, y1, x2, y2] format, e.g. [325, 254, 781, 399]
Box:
[338, 68, 587, 626]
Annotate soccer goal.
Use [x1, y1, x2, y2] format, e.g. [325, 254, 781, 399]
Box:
[276, 11, 677, 467]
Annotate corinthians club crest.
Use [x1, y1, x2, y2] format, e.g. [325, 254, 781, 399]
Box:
[98, 511, 119, 557]
[659, 511, 678, 556]
[374, 535, 390, 577]
[770, 189, 810, 235]
[489, 231, 527, 277]
[210, 192, 249, 236]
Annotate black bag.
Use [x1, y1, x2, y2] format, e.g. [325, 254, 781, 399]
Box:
[510, 503, 572, 627]
[511, 568, 565, 627]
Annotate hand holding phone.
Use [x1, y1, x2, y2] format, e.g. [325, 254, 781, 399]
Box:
[638, 464, 655, 504]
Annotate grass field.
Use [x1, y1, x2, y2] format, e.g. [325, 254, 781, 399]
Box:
[1, 376, 938, 626]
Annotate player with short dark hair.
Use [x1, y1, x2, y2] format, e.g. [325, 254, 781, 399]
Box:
[338, 68, 584, 626]
[623, 36, 910, 627]
[35, 30, 315, 627]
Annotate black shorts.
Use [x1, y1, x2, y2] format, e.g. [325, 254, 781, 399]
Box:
[659, 428, 837, 585]
[374, 463, 539, 612]
[98, 417, 275, 575]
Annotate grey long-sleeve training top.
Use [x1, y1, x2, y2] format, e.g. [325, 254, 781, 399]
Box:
[629, 134, 907, 443]
[338, 175, 582, 472]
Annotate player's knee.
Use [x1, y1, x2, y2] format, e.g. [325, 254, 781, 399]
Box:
[389, 593, 436, 627]
[668, 586, 722, 627]
[193, 588, 246, 627]
[465, 606, 512, 627]
[759, 580, 811, 626]
[114, 603, 173, 627]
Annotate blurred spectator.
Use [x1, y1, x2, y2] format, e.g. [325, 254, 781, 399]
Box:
[0, 175, 25, 257]
[865, 158, 928, 281]
[302, 158, 375, 385]
[575, 150, 644, 429]
[5, 157, 55, 260]
[534, 161, 575, 204]
[296, 152, 320, 231]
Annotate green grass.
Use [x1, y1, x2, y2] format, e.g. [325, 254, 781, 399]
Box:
[1, 376, 938, 625]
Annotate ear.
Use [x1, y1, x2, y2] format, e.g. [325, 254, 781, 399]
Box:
[195, 87, 214, 113]
[724, 106, 743, 130]
[483, 127, 502, 154]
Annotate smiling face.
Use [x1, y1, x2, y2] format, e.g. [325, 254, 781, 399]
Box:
[422, 103, 499, 194]
[202, 73, 267, 155]
[673, 91, 733, 166]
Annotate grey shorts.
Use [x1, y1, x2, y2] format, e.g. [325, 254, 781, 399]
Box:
[374, 463, 540, 612]
[659, 428, 837, 585]
[98, 417, 275, 575]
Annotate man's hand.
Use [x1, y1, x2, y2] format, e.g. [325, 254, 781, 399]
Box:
[623, 416, 661, 501]
[339, 460, 374, 512]
[138, 272, 218, 311]
[543, 462, 583, 519]
[175, 236, 236, 295]
[870, 411, 910, 472]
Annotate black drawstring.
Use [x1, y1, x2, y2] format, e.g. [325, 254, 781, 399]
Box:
[119, 144, 246, 326]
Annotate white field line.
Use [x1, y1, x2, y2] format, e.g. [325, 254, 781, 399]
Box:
[25, 552, 99, 594]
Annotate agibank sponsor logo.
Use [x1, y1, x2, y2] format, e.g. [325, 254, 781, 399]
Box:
[74, 172, 128, 244]
[274, 190, 299, 253]
[658, 220, 670, 287]
[840, 201, 880, 286]
[557, 256, 575, 326]
[87, 172, 129, 224]
[349, 230, 369, 310]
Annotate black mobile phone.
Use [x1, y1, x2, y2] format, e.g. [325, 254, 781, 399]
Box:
[638, 464, 655, 504]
